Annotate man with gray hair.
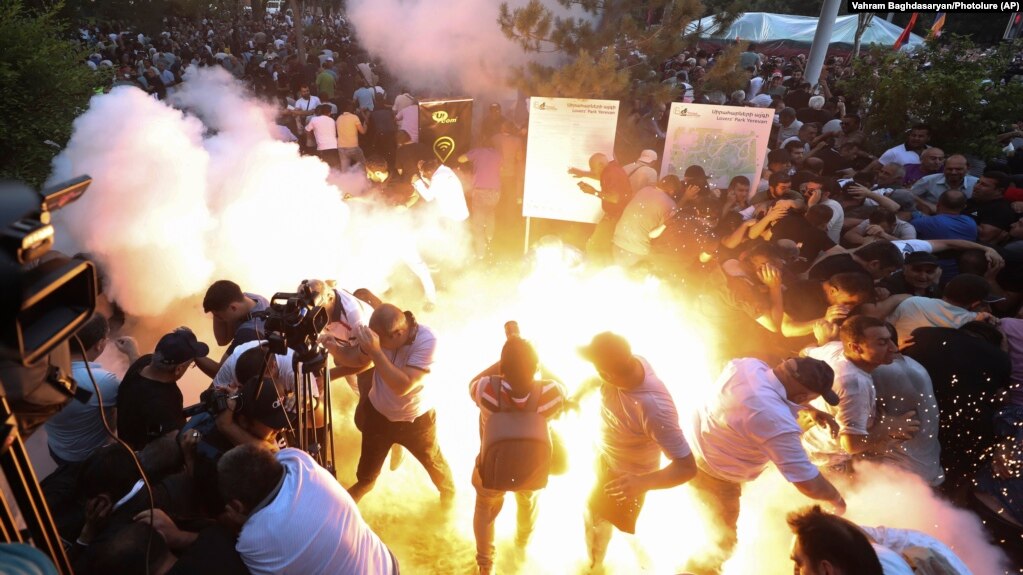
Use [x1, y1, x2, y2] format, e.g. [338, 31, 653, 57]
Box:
[797, 95, 832, 125]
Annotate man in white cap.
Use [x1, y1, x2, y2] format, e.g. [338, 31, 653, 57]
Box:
[573, 332, 697, 571]
[622, 149, 660, 193]
[684, 356, 847, 575]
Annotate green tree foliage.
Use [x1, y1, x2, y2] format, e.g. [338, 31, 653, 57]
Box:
[0, 0, 102, 187]
[839, 36, 1023, 160]
[498, 0, 742, 102]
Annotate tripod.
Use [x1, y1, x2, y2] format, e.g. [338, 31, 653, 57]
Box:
[291, 351, 336, 477]
[0, 395, 73, 574]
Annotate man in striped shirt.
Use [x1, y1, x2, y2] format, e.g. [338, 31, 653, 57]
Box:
[469, 337, 566, 575]
[576, 332, 697, 571]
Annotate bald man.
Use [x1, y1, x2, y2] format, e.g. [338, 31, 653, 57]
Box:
[349, 304, 455, 503]
[569, 152, 634, 265]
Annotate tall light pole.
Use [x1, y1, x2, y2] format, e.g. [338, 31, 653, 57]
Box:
[804, 0, 842, 87]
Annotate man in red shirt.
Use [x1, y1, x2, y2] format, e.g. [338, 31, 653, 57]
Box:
[570, 153, 634, 265]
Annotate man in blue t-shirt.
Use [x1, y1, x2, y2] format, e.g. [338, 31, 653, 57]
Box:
[45, 314, 138, 467]
[910, 190, 978, 241]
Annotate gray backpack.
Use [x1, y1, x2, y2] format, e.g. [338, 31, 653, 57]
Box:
[479, 377, 552, 491]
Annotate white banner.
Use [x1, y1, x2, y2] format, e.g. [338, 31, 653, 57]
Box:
[522, 97, 620, 224]
[660, 103, 774, 190]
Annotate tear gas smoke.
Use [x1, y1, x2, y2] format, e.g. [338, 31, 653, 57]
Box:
[48, 66, 468, 321]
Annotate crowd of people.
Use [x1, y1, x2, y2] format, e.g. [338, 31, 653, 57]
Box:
[17, 6, 1023, 575]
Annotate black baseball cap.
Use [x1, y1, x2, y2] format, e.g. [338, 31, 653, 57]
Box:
[775, 357, 838, 405]
[242, 378, 292, 430]
[904, 252, 939, 267]
[154, 330, 209, 366]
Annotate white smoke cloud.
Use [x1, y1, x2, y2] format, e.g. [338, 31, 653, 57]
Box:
[49, 67, 356, 317]
[48, 86, 216, 317]
[346, 0, 579, 98]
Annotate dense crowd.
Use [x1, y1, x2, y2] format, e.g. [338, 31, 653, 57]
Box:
[11, 7, 1023, 575]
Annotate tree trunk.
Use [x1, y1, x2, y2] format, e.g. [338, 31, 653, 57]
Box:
[291, 0, 305, 64]
[853, 13, 874, 58]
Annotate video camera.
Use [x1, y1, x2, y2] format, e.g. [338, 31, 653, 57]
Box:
[182, 387, 243, 419]
[0, 175, 95, 573]
[0, 176, 96, 437]
[253, 282, 328, 367]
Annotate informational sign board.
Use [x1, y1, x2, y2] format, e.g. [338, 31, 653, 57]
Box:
[522, 97, 620, 224]
[660, 103, 774, 190]
[419, 99, 473, 165]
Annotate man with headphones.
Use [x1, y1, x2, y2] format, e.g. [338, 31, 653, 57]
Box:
[347, 304, 456, 504]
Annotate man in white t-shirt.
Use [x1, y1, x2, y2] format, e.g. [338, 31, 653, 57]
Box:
[611, 176, 680, 268]
[685, 357, 846, 575]
[290, 84, 320, 153]
[395, 103, 419, 143]
[574, 332, 696, 571]
[871, 323, 944, 486]
[801, 316, 916, 474]
[876, 124, 931, 168]
[348, 304, 456, 503]
[305, 105, 339, 171]
[412, 158, 469, 222]
[888, 273, 1001, 348]
[219, 445, 397, 575]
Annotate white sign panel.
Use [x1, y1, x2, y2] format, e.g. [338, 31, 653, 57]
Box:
[522, 97, 620, 224]
[660, 103, 774, 190]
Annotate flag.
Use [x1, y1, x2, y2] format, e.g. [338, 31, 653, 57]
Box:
[930, 12, 946, 38]
[894, 12, 919, 50]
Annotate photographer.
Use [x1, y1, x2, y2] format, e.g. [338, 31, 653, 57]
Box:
[202, 279, 270, 357]
[181, 375, 296, 515]
[302, 279, 374, 382]
[117, 328, 211, 451]
[212, 342, 324, 433]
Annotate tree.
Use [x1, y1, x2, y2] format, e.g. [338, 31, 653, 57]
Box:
[0, 0, 102, 187]
[839, 36, 1023, 161]
[498, 0, 743, 103]
[852, 13, 874, 58]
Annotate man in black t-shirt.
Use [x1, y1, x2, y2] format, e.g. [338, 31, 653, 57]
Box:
[117, 328, 210, 450]
[966, 170, 1021, 246]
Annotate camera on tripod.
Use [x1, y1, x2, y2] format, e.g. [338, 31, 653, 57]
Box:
[254, 282, 328, 367]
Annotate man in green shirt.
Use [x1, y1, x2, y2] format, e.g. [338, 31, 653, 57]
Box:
[316, 59, 336, 102]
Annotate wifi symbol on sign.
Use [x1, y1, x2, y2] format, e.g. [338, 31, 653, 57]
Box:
[433, 137, 455, 163]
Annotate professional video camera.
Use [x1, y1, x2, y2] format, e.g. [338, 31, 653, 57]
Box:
[0, 175, 97, 574]
[182, 386, 243, 419]
[254, 282, 328, 367]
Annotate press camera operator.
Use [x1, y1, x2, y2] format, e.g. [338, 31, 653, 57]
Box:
[302, 278, 375, 383]
[210, 342, 325, 439]
[181, 373, 296, 515]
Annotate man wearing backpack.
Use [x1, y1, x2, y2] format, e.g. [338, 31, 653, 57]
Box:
[575, 332, 697, 571]
[469, 337, 566, 575]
